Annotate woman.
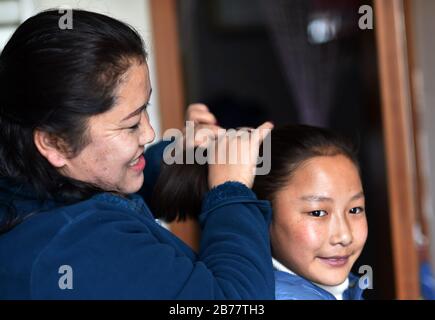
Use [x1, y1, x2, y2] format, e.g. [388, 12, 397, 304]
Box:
[153, 125, 368, 300]
[0, 9, 274, 299]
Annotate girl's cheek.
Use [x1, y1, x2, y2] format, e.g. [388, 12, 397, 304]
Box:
[294, 221, 326, 250]
[355, 218, 369, 247]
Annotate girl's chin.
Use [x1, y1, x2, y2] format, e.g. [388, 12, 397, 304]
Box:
[314, 273, 349, 286]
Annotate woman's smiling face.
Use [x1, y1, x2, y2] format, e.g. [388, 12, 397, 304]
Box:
[61, 62, 155, 194]
[270, 155, 368, 286]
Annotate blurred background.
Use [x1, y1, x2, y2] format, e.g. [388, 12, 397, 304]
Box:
[0, 0, 434, 299]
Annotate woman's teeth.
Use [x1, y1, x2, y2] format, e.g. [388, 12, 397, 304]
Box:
[129, 157, 140, 166]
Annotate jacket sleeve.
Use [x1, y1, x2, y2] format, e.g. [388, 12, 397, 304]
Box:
[178, 182, 275, 299]
[30, 182, 275, 300]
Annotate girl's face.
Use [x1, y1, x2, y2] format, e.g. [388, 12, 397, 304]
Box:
[270, 155, 368, 286]
[62, 62, 155, 194]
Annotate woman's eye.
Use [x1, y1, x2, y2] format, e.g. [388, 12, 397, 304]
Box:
[309, 210, 327, 217]
[128, 123, 140, 131]
[349, 207, 364, 214]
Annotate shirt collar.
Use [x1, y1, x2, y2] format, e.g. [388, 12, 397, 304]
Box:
[272, 257, 349, 300]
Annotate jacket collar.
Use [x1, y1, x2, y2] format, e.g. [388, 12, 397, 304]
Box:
[0, 177, 153, 220]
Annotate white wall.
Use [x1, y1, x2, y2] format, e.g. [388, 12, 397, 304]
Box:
[0, 0, 34, 49]
[2, 0, 162, 138]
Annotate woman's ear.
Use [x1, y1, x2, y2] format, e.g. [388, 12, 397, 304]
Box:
[33, 129, 68, 168]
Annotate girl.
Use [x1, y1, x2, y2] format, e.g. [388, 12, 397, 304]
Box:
[0, 10, 274, 299]
[153, 124, 368, 300]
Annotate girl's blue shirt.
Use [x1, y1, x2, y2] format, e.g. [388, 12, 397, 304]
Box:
[274, 270, 365, 300]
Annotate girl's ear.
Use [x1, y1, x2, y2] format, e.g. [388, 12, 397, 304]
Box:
[33, 129, 69, 168]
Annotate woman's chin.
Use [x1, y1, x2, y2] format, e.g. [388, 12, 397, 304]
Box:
[116, 173, 144, 195]
[127, 173, 144, 194]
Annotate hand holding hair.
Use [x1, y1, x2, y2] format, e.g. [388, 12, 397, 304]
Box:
[208, 121, 274, 189]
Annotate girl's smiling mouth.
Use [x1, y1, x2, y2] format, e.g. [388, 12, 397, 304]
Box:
[317, 255, 350, 267]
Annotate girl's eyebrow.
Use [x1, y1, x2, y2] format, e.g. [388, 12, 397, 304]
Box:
[300, 195, 333, 202]
[300, 191, 364, 203]
[350, 191, 365, 201]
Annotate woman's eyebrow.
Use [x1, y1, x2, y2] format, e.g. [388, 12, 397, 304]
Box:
[121, 88, 152, 122]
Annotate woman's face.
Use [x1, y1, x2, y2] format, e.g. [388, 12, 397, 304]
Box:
[62, 62, 155, 194]
[270, 155, 367, 286]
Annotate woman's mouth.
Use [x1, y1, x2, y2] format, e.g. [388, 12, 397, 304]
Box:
[317, 256, 350, 267]
[129, 154, 146, 172]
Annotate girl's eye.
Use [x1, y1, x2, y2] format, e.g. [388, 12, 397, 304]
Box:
[349, 207, 364, 214]
[309, 210, 327, 217]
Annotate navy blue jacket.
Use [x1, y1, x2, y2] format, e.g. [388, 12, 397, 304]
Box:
[0, 142, 275, 299]
[275, 270, 364, 300]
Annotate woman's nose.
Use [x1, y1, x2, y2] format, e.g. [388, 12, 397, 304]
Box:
[330, 214, 353, 247]
[139, 117, 155, 146]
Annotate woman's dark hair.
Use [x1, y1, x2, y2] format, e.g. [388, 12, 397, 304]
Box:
[0, 9, 147, 232]
[152, 124, 359, 222]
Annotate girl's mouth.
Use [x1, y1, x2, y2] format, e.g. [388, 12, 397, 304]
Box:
[317, 256, 350, 267]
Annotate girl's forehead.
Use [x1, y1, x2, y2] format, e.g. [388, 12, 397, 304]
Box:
[279, 155, 363, 199]
[293, 155, 360, 181]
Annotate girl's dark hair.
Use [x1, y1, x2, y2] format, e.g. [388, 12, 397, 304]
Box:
[0, 9, 147, 232]
[152, 124, 359, 222]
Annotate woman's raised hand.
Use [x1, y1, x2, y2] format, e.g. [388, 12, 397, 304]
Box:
[185, 104, 274, 189]
[208, 122, 274, 189]
[185, 104, 221, 147]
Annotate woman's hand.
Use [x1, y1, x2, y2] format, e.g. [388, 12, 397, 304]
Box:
[185, 104, 274, 189]
[185, 103, 222, 148]
[186, 103, 217, 125]
[208, 122, 274, 189]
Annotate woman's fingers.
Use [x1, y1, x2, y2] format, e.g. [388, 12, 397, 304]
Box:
[190, 111, 217, 125]
[254, 122, 274, 143]
[183, 103, 221, 149]
[186, 103, 217, 125]
[207, 122, 274, 189]
[187, 103, 209, 112]
[193, 124, 222, 147]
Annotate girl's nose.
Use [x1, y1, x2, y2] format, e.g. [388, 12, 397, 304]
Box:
[330, 215, 353, 247]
